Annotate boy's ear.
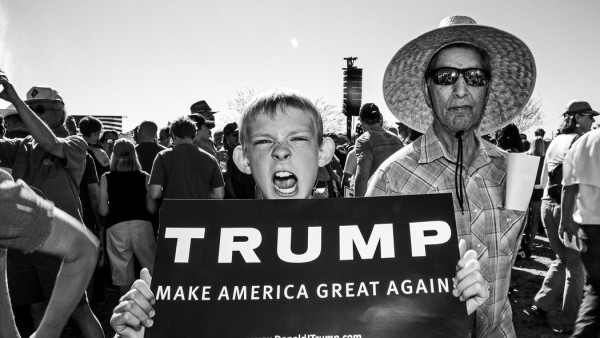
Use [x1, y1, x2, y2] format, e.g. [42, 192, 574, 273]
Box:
[233, 145, 252, 175]
[318, 137, 335, 167]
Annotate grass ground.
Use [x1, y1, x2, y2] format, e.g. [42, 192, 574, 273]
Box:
[511, 235, 578, 337]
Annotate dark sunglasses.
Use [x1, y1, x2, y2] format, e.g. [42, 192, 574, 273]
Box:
[429, 67, 490, 87]
[29, 105, 61, 115]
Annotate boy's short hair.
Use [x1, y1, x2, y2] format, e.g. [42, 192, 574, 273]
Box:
[78, 116, 103, 137]
[240, 88, 323, 150]
[170, 116, 197, 140]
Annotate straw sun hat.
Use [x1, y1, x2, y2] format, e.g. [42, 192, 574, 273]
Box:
[383, 15, 536, 135]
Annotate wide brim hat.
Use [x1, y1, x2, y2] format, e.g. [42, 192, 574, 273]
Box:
[563, 99, 599, 116]
[190, 100, 218, 114]
[383, 15, 536, 135]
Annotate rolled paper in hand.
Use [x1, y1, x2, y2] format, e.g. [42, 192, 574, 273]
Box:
[505, 153, 541, 211]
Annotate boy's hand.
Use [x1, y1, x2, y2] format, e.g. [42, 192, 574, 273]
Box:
[110, 268, 155, 338]
[452, 239, 489, 315]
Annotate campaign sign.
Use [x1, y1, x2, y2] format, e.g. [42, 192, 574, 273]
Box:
[147, 194, 470, 338]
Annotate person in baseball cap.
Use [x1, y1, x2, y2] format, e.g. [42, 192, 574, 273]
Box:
[190, 100, 218, 129]
[354, 102, 403, 197]
[20, 86, 67, 131]
[0, 77, 104, 335]
[0, 104, 28, 139]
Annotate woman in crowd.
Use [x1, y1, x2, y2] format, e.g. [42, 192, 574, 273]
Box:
[99, 129, 119, 158]
[99, 138, 155, 295]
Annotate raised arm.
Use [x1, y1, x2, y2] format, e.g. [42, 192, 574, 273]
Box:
[0, 77, 69, 159]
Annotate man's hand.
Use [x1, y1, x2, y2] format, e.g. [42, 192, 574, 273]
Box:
[0, 75, 21, 104]
[110, 268, 155, 338]
[452, 239, 489, 315]
[559, 217, 580, 242]
[559, 184, 580, 247]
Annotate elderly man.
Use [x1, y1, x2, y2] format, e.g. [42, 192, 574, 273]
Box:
[367, 16, 536, 337]
[0, 77, 104, 337]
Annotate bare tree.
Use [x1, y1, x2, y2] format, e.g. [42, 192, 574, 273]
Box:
[314, 97, 345, 135]
[227, 87, 259, 115]
[512, 97, 543, 134]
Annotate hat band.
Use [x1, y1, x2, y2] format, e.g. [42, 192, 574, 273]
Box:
[565, 108, 593, 115]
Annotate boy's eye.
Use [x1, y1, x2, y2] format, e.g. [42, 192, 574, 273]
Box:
[291, 136, 309, 142]
[253, 139, 272, 146]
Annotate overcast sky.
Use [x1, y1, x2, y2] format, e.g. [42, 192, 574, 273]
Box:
[1, 0, 599, 136]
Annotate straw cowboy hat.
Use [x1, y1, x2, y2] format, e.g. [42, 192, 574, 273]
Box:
[383, 15, 536, 135]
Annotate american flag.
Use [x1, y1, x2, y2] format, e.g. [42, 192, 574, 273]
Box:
[71, 115, 127, 133]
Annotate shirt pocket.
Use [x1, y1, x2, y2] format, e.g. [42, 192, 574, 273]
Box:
[496, 209, 525, 279]
[498, 209, 524, 256]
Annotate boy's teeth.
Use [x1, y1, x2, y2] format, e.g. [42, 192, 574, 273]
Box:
[275, 171, 293, 178]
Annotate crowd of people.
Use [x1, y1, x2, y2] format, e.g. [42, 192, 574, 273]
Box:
[0, 14, 599, 338]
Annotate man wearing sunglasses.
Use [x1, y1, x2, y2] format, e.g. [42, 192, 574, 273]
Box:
[0, 78, 104, 337]
[367, 16, 536, 337]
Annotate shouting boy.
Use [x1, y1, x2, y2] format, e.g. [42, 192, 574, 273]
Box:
[110, 89, 488, 337]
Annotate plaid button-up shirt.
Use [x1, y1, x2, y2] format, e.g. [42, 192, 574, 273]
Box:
[367, 126, 525, 338]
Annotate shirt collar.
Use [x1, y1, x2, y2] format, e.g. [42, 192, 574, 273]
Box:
[418, 125, 505, 182]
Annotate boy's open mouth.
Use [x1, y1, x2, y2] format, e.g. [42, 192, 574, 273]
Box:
[273, 171, 298, 196]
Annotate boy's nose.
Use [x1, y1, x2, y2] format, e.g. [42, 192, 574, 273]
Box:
[272, 143, 291, 160]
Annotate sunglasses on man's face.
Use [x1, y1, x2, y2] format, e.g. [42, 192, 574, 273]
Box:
[429, 67, 490, 87]
[29, 105, 61, 115]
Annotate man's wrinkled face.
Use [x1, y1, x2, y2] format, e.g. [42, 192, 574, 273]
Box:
[243, 108, 321, 199]
[426, 47, 488, 133]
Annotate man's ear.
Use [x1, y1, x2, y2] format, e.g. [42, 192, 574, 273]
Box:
[318, 137, 335, 167]
[233, 145, 252, 175]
